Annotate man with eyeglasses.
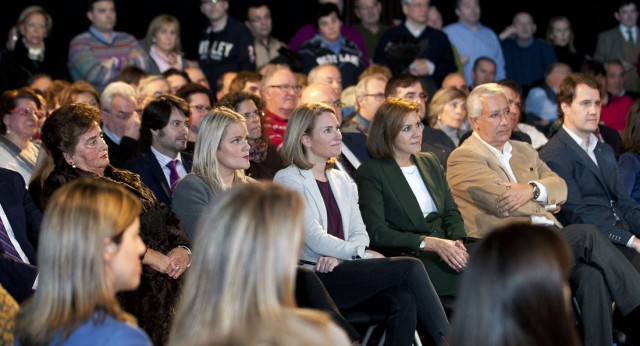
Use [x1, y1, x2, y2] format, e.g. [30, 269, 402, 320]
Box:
[261, 64, 301, 149]
[245, 3, 285, 69]
[448, 82, 640, 346]
[99, 81, 140, 168]
[386, 73, 456, 169]
[124, 95, 192, 207]
[374, 0, 456, 88]
[342, 75, 386, 134]
[198, 0, 255, 96]
[176, 83, 213, 154]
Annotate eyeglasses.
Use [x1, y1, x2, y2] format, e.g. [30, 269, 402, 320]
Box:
[268, 84, 303, 93]
[10, 107, 43, 119]
[364, 93, 385, 101]
[190, 105, 212, 112]
[241, 110, 264, 119]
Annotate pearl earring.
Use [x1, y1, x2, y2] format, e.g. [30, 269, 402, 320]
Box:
[69, 161, 76, 168]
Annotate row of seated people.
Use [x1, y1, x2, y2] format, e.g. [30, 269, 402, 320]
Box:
[0, 171, 588, 346]
[3, 70, 635, 342]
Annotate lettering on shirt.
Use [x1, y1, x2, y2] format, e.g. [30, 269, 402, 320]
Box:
[316, 53, 361, 67]
[199, 40, 235, 61]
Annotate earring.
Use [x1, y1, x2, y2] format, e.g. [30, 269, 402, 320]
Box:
[69, 161, 76, 168]
[307, 145, 311, 148]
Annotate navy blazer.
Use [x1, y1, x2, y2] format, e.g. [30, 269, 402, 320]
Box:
[124, 150, 193, 207]
[0, 168, 41, 302]
[540, 128, 640, 245]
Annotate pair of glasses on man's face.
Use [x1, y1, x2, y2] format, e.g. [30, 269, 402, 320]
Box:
[268, 84, 303, 93]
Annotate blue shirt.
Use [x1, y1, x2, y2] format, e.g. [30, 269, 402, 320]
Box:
[16, 313, 152, 346]
[443, 21, 506, 84]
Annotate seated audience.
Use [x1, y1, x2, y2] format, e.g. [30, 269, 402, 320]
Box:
[546, 16, 584, 73]
[218, 92, 283, 180]
[602, 59, 634, 131]
[184, 66, 210, 90]
[228, 70, 262, 96]
[470, 57, 497, 89]
[450, 224, 580, 346]
[14, 178, 151, 345]
[0, 87, 41, 185]
[124, 95, 192, 207]
[497, 79, 546, 148]
[356, 98, 468, 296]
[442, 72, 470, 95]
[117, 66, 147, 89]
[261, 64, 302, 149]
[274, 102, 450, 345]
[215, 71, 237, 101]
[524, 62, 571, 129]
[169, 182, 350, 346]
[40, 103, 191, 345]
[136, 75, 171, 111]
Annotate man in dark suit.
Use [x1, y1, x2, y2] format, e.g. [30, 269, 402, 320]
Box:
[447, 83, 640, 346]
[100, 81, 141, 168]
[540, 73, 640, 267]
[124, 95, 192, 207]
[0, 168, 41, 303]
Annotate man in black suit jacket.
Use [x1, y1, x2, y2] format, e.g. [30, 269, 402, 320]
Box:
[125, 95, 192, 207]
[540, 73, 640, 265]
[0, 168, 41, 303]
[100, 81, 141, 168]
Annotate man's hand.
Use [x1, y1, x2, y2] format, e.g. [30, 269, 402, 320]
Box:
[409, 58, 431, 76]
[100, 58, 115, 69]
[496, 182, 534, 213]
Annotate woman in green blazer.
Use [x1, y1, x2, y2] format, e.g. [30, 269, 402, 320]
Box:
[356, 98, 469, 296]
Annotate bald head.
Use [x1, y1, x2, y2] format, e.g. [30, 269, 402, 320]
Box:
[442, 72, 469, 95]
[301, 83, 343, 123]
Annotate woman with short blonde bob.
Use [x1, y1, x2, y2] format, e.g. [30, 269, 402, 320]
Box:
[15, 178, 150, 345]
[428, 87, 468, 146]
[169, 182, 350, 346]
[142, 14, 194, 74]
[275, 102, 450, 345]
[172, 106, 253, 239]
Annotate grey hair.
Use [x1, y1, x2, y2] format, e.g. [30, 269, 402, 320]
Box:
[100, 81, 137, 111]
[466, 83, 506, 119]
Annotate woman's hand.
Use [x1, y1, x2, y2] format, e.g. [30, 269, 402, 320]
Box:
[423, 237, 469, 272]
[167, 247, 190, 279]
[314, 256, 342, 273]
[365, 249, 385, 258]
[142, 248, 173, 274]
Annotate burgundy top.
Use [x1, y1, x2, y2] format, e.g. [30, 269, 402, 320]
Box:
[316, 179, 345, 240]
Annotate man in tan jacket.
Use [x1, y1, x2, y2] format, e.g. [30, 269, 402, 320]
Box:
[446, 83, 640, 346]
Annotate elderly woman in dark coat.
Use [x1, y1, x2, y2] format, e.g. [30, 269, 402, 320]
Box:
[39, 103, 190, 345]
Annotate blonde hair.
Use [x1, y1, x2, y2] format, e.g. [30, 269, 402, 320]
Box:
[169, 182, 307, 345]
[428, 87, 467, 126]
[280, 102, 336, 170]
[15, 178, 141, 345]
[192, 106, 250, 193]
[145, 14, 182, 53]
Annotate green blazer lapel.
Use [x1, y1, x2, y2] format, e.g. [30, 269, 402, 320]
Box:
[414, 155, 443, 213]
[380, 159, 428, 231]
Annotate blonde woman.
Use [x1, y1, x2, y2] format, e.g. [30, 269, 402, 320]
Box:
[172, 106, 253, 239]
[428, 87, 468, 147]
[14, 178, 150, 345]
[142, 15, 193, 74]
[169, 182, 350, 346]
[274, 102, 450, 345]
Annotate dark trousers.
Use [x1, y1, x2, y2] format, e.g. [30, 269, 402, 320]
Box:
[316, 257, 449, 346]
[295, 267, 360, 341]
[558, 224, 640, 346]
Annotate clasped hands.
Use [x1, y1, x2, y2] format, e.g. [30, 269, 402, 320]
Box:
[143, 247, 190, 279]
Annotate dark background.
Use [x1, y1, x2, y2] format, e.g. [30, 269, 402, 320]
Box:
[0, 0, 624, 63]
